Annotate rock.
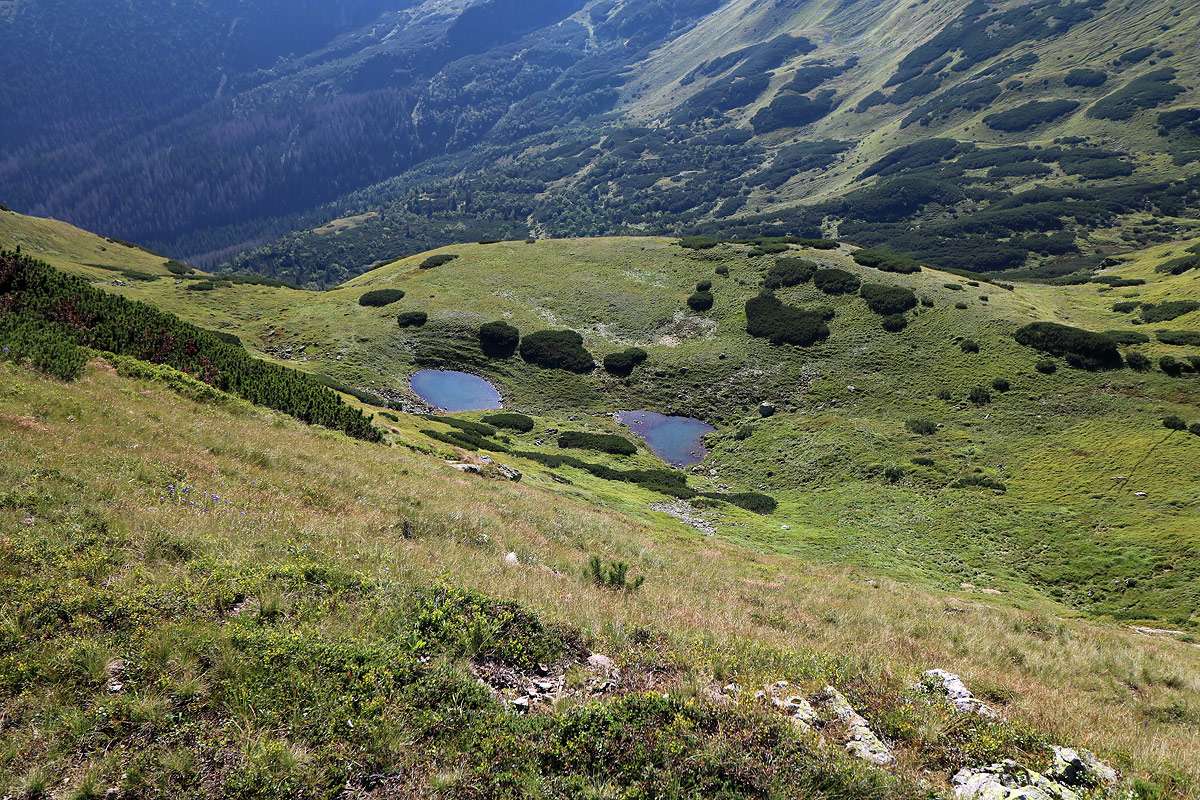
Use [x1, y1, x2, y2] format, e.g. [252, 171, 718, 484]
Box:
[920, 669, 998, 718]
[952, 760, 1080, 800]
[449, 462, 482, 475]
[105, 658, 126, 693]
[784, 695, 820, 731]
[586, 653, 616, 674]
[496, 464, 523, 482]
[504, 551, 520, 567]
[814, 686, 894, 766]
[20, 515, 35, 526]
[758, 402, 776, 418]
[1048, 746, 1118, 788]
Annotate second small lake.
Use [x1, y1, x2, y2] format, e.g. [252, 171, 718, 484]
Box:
[410, 370, 502, 412]
[617, 411, 715, 467]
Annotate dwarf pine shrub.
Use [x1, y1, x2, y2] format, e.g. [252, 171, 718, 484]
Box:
[479, 321, 520, 358]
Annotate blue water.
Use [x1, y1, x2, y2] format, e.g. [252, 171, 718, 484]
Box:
[410, 370, 502, 412]
[617, 411, 715, 467]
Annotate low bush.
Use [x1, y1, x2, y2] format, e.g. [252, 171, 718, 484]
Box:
[426, 415, 498, 438]
[813, 268, 861, 295]
[853, 248, 921, 274]
[953, 474, 1007, 492]
[715, 265, 730, 276]
[1013, 322, 1122, 370]
[1035, 358, 1058, 374]
[1126, 351, 1151, 371]
[955, 302, 969, 310]
[1103, 330, 1150, 345]
[985, 99, 1079, 132]
[559, 431, 638, 456]
[1065, 68, 1107, 88]
[585, 557, 645, 591]
[482, 413, 535, 433]
[419, 254, 459, 269]
[860, 283, 918, 315]
[1159, 356, 1191, 377]
[968, 386, 992, 405]
[763, 257, 817, 289]
[1141, 301, 1200, 323]
[679, 235, 719, 250]
[1163, 416, 1188, 431]
[744, 294, 831, 346]
[358, 289, 406, 307]
[520, 330, 594, 373]
[960, 339, 980, 353]
[1158, 330, 1200, 346]
[1191, 423, 1200, 437]
[882, 314, 908, 332]
[696, 280, 713, 292]
[701, 491, 777, 514]
[992, 377, 1010, 392]
[687, 290, 715, 312]
[920, 296, 934, 307]
[603, 347, 649, 377]
[1156, 255, 1200, 275]
[479, 321, 520, 358]
[397, 311, 428, 328]
[1112, 301, 1140, 313]
[1088, 68, 1185, 121]
[734, 424, 754, 441]
[906, 418, 937, 436]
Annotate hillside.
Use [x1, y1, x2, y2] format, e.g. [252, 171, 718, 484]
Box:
[6, 208, 1199, 628]
[3, 200, 1200, 796]
[4, 0, 1200, 284]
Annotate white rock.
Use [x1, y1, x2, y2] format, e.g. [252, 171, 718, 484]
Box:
[921, 669, 998, 718]
[504, 551, 520, 566]
[587, 653, 616, 674]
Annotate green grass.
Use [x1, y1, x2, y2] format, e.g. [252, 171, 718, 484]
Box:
[4, 218, 1199, 629]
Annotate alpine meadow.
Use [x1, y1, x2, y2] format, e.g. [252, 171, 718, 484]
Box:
[1, 1, 1200, 798]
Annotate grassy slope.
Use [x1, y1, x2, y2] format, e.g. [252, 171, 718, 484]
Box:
[0, 209, 176, 280]
[2, 359, 1199, 796]
[4, 217, 1199, 627]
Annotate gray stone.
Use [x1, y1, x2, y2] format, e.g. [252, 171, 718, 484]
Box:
[1048, 746, 1118, 788]
[920, 669, 998, 718]
[952, 761, 1080, 800]
[814, 686, 894, 766]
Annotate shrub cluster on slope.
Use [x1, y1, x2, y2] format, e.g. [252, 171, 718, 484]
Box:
[603, 347, 648, 376]
[519, 330, 595, 372]
[1013, 322, 1123, 370]
[357, 288, 406, 307]
[0, 250, 381, 441]
[745, 294, 831, 347]
[558, 430, 639, 456]
[479, 320, 521, 358]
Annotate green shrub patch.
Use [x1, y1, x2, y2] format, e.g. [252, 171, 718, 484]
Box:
[985, 100, 1079, 132]
[1088, 68, 1185, 121]
[853, 248, 921, 274]
[603, 347, 649, 377]
[397, 311, 428, 328]
[763, 257, 817, 289]
[687, 290, 715, 312]
[1014, 322, 1122, 370]
[745, 294, 831, 347]
[813, 268, 861, 295]
[860, 284, 918, 315]
[558, 431, 639, 456]
[1158, 330, 1200, 347]
[519, 330, 595, 373]
[1065, 69, 1108, 88]
[1140, 301, 1200, 323]
[419, 254, 459, 269]
[479, 320, 520, 358]
[358, 289, 406, 307]
[0, 250, 381, 441]
[482, 412, 535, 433]
[679, 235, 719, 250]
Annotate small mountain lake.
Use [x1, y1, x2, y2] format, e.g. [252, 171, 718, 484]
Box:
[617, 411, 715, 467]
[410, 370, 502, 412]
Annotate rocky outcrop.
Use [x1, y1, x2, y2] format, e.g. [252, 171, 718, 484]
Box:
[953, 747, 1119, 800]
[814, 686, 896, 766]
[919, 669, 998, 718]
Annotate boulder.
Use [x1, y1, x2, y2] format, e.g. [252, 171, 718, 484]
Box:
[1047, 746, 1118, 789]
[920, 669, 998, 718]
[758, 402, 776, 418]
[814, 686, 895, 766]
[952, 761, 1080, 800]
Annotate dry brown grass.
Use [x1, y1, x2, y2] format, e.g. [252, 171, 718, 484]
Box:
[3, 361, 1198, 792]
